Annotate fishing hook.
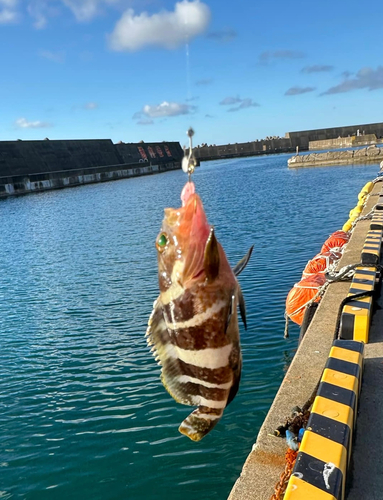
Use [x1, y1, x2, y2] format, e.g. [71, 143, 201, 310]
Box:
[182, 127, 197, 180]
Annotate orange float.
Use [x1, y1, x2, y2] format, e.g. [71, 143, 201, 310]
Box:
[285, 274, 326, 325]
[321, 231, 350, 253]
[302, 251, 342, 277]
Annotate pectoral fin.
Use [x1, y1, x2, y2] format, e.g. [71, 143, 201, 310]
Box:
[225, 294, 236, 333]
[204, 227, 220, 282]
[237, 285, 247, 330]
[232, 245, 254, 276]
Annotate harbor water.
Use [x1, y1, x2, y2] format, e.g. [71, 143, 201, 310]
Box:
[0, 155, 379, 500]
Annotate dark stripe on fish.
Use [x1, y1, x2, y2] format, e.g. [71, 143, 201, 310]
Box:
[167, 321, 231, 350]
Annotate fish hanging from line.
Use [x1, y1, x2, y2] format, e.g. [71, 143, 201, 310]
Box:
[146, 180, 253, 441]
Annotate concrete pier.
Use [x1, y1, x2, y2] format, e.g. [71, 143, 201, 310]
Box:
[228, 180, 382, 499]
[0, 139, 183, 197]
[288, 145, 383, 168]
[0, 161, 180, 198]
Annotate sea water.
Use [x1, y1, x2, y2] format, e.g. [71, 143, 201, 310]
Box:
[0, 155, 379, 499]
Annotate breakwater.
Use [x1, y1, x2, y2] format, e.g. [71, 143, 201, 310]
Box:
[192, 122, 383, 162]
[192, 140, 296, 162]
[0, 139, 183, 197]
[288, 144, 383, 168]
[309, 133, 383, 150]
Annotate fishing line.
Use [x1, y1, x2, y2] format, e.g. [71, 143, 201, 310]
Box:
[183, 15, 192, 103]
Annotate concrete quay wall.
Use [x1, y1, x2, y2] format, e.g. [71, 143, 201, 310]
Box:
[0, 139, 183, 177]
[288, 145, 383, 168]
[228, 180, 381, 500]
[0, 161, 180, 198]
[193, 139, 295, 161]
[309, 134, 383, 151]
[0, 138, 184, 197]
[287, 121, 383, 150]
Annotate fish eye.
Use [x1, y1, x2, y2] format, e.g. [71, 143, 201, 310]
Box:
[156, 233, 169, 251]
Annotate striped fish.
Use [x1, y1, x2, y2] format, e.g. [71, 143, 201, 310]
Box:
[146, 181, 252, 441]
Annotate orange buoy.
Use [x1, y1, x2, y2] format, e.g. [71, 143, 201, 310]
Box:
[321, 231, 350, 254]
[302, 251, 342, 277]
[286, 274, 326, 325]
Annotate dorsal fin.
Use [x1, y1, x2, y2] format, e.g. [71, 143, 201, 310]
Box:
[232, 245, 254, 276]
[204, 227, 220, 282]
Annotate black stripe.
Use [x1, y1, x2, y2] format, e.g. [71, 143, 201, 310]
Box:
[371, 224, 383, 230]
[343, 300, 371, 310]
[339, 312, 355, 340]
[352, 277, 375, 285]
[361, 253, 380, 265]
[348, 287, 374, 294]
[293, 451, 343, 498]
[333, 339, 364, 354]
[318, 381, 356, 409]
[308, 412, 351, 448]
[326, 356, 361, 378]
[362, 245, 381, 250]
[353, 269, 377, 276]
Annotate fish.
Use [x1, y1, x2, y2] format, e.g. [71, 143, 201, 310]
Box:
[146, 180, 252, 441]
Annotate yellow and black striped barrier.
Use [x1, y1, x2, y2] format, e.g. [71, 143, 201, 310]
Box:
[284, 339, 364, 500]
[339, 267, 376, 343]
[361, 228, 383, 265]
[370, 211, 383, 230]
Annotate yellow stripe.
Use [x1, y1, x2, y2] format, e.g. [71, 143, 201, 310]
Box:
[321, 368, 359, 394]
[329, 346, 363, 366]
[343, 305, 370, 315]
[349, 282, 374, 291]
[299, 430, 347, 476]
[353, 314, 371, 343]
[284, 475, 337, 500]
[311, 396, 354, 429]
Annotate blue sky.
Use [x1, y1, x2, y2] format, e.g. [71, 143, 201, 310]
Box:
[1, 0, 383, 147]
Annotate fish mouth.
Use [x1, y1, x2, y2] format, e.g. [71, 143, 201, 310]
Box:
[181, 181, 195, 207]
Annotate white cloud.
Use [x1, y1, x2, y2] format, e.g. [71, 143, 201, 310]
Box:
[228, 98, 260, 112]
[108, 0, 210, 52]
[40, 50, 66, 63]
[0, 0, 18, 23]
[15, 117, 52, 129]
[84, 102, 98, 109]
[137, 118, 154, 125]
[220, 96, 242, 105]
[220, 96, 259, 111]
[27, 1, 48, 29]
[285, 86, 316, 96]
[61, 0, 119, 22]
[134, 101, 196, 120]
[258, 50, 305, 64]
[322, 66, 383, 95]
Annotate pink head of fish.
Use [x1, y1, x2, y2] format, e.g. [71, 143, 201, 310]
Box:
[156, 181, 215, 291]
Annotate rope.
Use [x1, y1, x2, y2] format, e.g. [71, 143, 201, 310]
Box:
[284, 313, 289, 339]
[325, 262, 361, 282]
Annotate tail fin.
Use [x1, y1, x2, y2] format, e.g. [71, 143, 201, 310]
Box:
[178, 407, 223, 441]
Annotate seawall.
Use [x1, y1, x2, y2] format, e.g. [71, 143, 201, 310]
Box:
[288, 145, 383, 168]
[0, 139, 183, 197]
[0, 162, 180, 198]
[228, 178, 383, 499]
[192, 140, 296, 162]
[309, 134, 383, 150]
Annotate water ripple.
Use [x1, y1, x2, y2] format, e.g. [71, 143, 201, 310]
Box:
[0, 157, 379, 500]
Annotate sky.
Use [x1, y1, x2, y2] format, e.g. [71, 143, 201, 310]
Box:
[1, 0, 383, 147]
